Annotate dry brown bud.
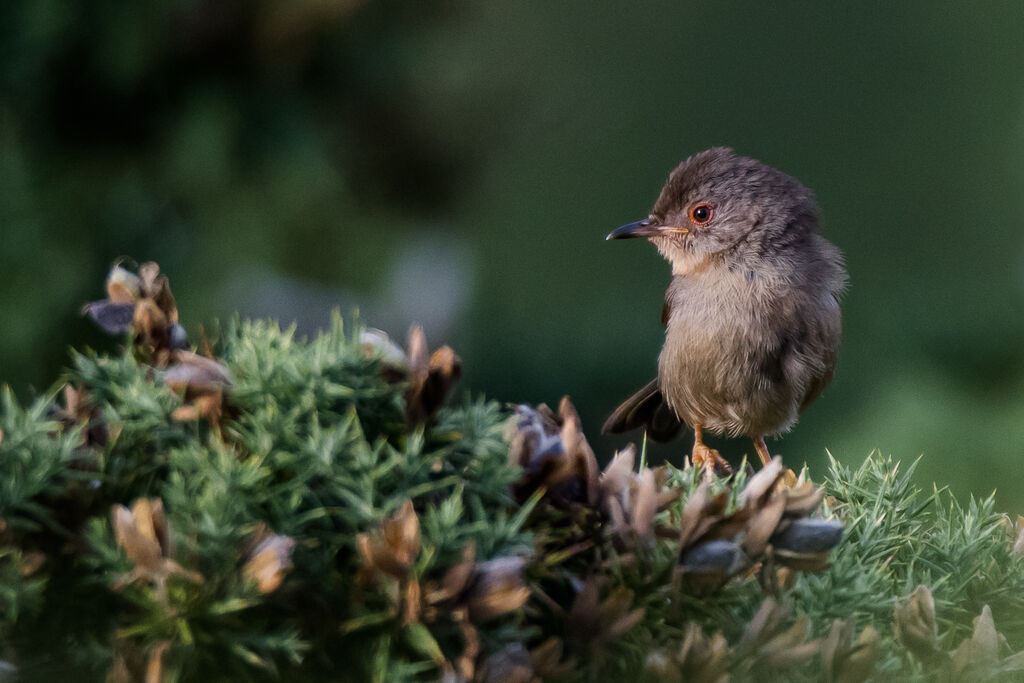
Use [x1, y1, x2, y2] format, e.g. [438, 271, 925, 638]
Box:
[243, 531, 296, 594]
[357, 500, 421, 581]
[893, 584, 940, 662]
[111, 498, 202, 592]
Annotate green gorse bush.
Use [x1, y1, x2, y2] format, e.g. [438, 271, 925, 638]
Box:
[2, 262, 1024, 682]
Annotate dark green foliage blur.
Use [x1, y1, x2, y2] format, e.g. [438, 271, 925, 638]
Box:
[2, 1, 1024, 507]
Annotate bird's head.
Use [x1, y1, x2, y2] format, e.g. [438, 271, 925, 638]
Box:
[606, 147, 820, 274]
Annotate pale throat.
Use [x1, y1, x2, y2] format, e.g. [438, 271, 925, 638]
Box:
[653, 240, 708, 276]
[670, 252, 708, 276]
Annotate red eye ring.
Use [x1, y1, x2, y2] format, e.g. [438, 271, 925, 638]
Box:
[689, 203, 714, 225]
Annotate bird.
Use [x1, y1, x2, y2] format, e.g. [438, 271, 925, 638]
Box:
[601, 147, 846, 470]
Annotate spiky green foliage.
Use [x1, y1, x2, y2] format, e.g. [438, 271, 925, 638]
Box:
[1, 315, 530, 681]
[3, 310, 1024, 682]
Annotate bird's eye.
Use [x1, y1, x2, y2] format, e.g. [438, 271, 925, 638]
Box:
[689, 203, 714, 225]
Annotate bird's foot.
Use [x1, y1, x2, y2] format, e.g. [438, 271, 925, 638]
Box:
[691, 443, 733, 478]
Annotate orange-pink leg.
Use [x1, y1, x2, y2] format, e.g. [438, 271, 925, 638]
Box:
[691, 425, 732, 474]
[752, 436, 773, 466]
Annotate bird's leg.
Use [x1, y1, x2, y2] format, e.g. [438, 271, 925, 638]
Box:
[691, 425, 732, 475]
[752, 436, 773, 466]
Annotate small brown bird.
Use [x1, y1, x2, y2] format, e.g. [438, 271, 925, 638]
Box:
[602, 148, 846, 469]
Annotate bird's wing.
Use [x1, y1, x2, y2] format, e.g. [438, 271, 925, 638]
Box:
[800, 364, 834, 413]
[798, 295, 842, 413]
[602, 379, 683, 442]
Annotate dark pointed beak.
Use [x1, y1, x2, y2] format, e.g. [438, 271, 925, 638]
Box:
[606, 218, 663, 240]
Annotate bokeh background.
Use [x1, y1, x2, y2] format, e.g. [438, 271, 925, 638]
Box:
[2, 1, 1024, 507]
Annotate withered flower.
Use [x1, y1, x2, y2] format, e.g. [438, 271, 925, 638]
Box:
[111, 498, 202, 596]
[762, 462, 841, 573]
[734, 598, 821, 670]
[86, 265, 139, 335]
[85, 262, 188, 366]
[424, 543, 529, 681]
[677, 460, 842, 593]
[821, 618, 879, 683]
[507, 397, 600, 507]
[162, 351, 232, 394]
[644, 623, 729, 683]
[357, 500, 421, 582]
[243, 526, 296, 594]
[739, 458, 790, 557]
[462, 556, 530, 621]
[769, 518, 844, 571]
[163, 351, 232, 427]
[893, 584, 941, 663]
[356, 500, 427, 626]
[405, 324, 462, 424]
[566, 576, 645, 656]
[433, 543, 530, 622]
[950, 605, 1002, 678]
[599, 444, 681, 544]
[949, 604, 1024, 679]
[1005, 514, 1024, 557]
[51, 384, 108, 448]
[677, 483, 750, 592]
[360, 328, 407, 381]
[359, 324, 462, 422]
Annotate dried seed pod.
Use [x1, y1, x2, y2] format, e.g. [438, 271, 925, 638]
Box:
[679, 539, 746, 576]
[162, 351, 232, 394]
[507, 397, 600, 507]
[106, 265, 141, 304]
[782, 481, 824, 517]
[645, 622, 730, 683]
[742, 488, 787, 557]
[163, 350, 232, 426]
[947, 604, 1024, 679]
[462, 557, 530, 621]
[243, 528, 296, 594]
[677, 484, 750, 591]
[84, 261, 185, 365]
[567, 577, 645, 655]
[599, 444, 681, 544]
[84, 301, 135, 334]
[405, 324, 462, 423]
[111, 498, 202, 593]
[431, 543, 529, 622]
[1005, 514, 1024, 557]
[821, 618, 879, 683]
[360, 328, 407, 380]
[950, 605, 1001, 677]
[735, 598, 821, 670]
[894, 584, 941, 663]
[357, 500, 421, 581]
[771, 519, 843, 555]
[677, 460, 842, 592]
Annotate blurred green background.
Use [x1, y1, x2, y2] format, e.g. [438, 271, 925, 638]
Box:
[2, 1, 1023, 507]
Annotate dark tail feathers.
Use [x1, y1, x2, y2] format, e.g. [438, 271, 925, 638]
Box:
[601, 379, 684, 442]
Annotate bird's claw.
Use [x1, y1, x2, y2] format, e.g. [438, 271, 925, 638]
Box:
[692, 443, 733, 478]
